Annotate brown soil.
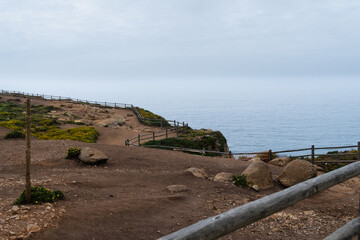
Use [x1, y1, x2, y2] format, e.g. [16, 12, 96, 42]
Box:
[0, 94, 359, 240]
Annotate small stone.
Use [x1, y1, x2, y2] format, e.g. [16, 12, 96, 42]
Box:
[166, 185, 188, 193]
[252, 185, 260, 191]
[10, 231, 16, 235]
[27, 223, 41, 233]
[46, 206, 52, 211]
[11, 205, 19, 213]
[213, 172, 233, 183]
[185, 167, 208, 179]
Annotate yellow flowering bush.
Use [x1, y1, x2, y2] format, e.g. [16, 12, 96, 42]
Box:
[66, 147, 81, 159]
[14, 186, 64, 205]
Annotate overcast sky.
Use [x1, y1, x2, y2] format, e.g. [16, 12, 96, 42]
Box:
[1, 0, 360, 87]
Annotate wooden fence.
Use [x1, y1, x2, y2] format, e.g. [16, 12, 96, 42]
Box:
[158, 159, 360, 240]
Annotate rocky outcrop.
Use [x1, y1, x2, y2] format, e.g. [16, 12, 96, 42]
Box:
[185, 167, 208, 179]
[213, 172, 233, 182]
[79, 147, 108, 164]
[242, 161, 274, 189]
[269, 157, 291, 167]
[278, 159, 317, 187]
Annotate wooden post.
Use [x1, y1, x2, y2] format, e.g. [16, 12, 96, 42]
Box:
[268, 149, 272, 162]
[105, 102, 107, 107]
[138, 134, 141, 146]
[229, 151, 232, 159]
[115, 103, 117, 108]
[25, 98, 31, 203]
[173, 120, 176, 127]
[311, 145, 315, 164]
[176, 126, 179, 138]
[160, 120, 163, 128]
[153, 132, 155, 141]
[166, 129, 168, 139]
[183, 121, 184, 127]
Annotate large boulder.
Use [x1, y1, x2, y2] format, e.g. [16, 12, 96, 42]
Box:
[269, 157, 291, 167]
[242, 161, 274, 189]
[213, 172, 233, 182]
[248, 157, 262, 163]
[185, 167, 208, 179]
[79, 147, 108, 164]
[278, 159, 317, 187]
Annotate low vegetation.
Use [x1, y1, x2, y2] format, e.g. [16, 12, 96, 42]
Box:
[0, 101, 99, 143]
[315, 150, 358, 172]
[232, 174, 252, 187]
[14, 186, 64, 205]
[66, 147, 81, 159]
[143, 128, 228, 156]
[135, 107, 170, 127]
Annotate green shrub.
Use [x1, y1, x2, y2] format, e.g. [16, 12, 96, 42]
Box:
[52, 190, 65, 200]
[66, 147, 81, 159]
[14, 186, 64, 205]
[232, 174, 252, 187]
[4, 129, 25, 139]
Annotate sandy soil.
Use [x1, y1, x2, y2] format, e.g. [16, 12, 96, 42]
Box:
[1, 94, 360, 240]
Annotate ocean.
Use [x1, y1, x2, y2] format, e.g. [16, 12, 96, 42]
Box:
[7, 78, 360, 154]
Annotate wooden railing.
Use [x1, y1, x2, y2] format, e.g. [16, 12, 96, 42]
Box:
[158, 154, 360, 240]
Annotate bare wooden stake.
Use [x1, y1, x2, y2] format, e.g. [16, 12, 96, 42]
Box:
[25, 98, 31, 203]
[311, 145, 315, 164]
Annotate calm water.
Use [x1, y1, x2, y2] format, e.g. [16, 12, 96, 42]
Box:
[8, 78, 360, 153]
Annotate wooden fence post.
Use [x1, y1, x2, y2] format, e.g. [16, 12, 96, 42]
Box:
[229, 151, 232, 158]
[138, 134, 141, 146]
[173, 120, 176, 127]
[268, 149, 272, 162]
[25, 98, 31, 203]
[311, 145, 315, 164]
[176, 126, 179, 138]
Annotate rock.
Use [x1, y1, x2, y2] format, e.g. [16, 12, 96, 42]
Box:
[11, 206, 19, 213]
[315, 165, 325, 172]
[252, 185, 260, 191]
[27, 223, 41, 233]
[166, 185, 188, 193]
[242, 161, 274, 189]
[248, 157, 262, 163]
[213, 172, 233, 182]
[79, 147, 108, 164]
[269, 157, 291, 167]
[278, 159, 317, 187]
[185, 167, 208, 179]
